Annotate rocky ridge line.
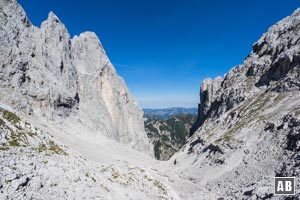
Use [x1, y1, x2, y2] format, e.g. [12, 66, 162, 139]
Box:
[168, 8, 300, 199]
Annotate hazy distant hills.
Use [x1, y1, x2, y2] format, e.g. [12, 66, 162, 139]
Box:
[143, 107, 197, 121]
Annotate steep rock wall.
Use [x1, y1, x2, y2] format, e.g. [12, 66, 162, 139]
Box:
[0, 0, 151, 154]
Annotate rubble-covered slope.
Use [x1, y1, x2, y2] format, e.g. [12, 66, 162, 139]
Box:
[164, 8, 300, 200]
[0, 105, 178, 200]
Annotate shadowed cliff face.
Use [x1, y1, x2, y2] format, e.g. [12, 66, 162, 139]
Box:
[0, 0, 151, 154]
[190, 77, 222, 136]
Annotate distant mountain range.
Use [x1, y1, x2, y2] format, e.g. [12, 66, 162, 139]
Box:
[143, 107, 198, 120]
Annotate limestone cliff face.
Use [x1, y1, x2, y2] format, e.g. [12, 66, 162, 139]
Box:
[190, 9, 300, 137]
[190, 76, 222, 136]
[169, 8, 300, 199]
[0, 0, 151, 154]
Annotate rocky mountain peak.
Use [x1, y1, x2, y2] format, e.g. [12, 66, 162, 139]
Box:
[47, 11, 61, 22]
[0, 0, 152, 154]
[190, 76, 222, 136]
[74, 31, 104, 49]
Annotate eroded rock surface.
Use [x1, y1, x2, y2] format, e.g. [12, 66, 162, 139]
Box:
[170, 8, 300, 199]
[0, 0, 151, 154]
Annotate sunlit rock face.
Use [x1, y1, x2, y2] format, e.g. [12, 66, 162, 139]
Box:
[171, 8, 300, 199]
[0, 0, 151, 154]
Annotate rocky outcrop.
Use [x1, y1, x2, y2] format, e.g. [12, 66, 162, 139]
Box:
[190, 9, 300, 137]
[168, 8, 300, 199]
[190, 76, 222, 136]
[0, 0, 151, 154]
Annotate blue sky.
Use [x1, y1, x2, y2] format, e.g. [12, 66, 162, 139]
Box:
[18, 0, 299, 108]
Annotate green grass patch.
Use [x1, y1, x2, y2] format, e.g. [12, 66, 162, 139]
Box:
[38, 144, 47, 152]
[0, 108, 20, 125]
[8, 139, 21, 146]
[153, 179, 167, 194]
[144, 175, 167, 195]
[37, 142, 67, 156]
[218, 93, 273, 144]
[0, 146, 9, 150]
[49, 141, 68, 155]
[7, 132, 28, 147]
[223, 133, 233, 143]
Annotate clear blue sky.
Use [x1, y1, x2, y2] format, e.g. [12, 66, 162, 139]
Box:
[18, 0, 299, 108]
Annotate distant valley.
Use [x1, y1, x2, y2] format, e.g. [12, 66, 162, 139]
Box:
[144, 108, 197, 160]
